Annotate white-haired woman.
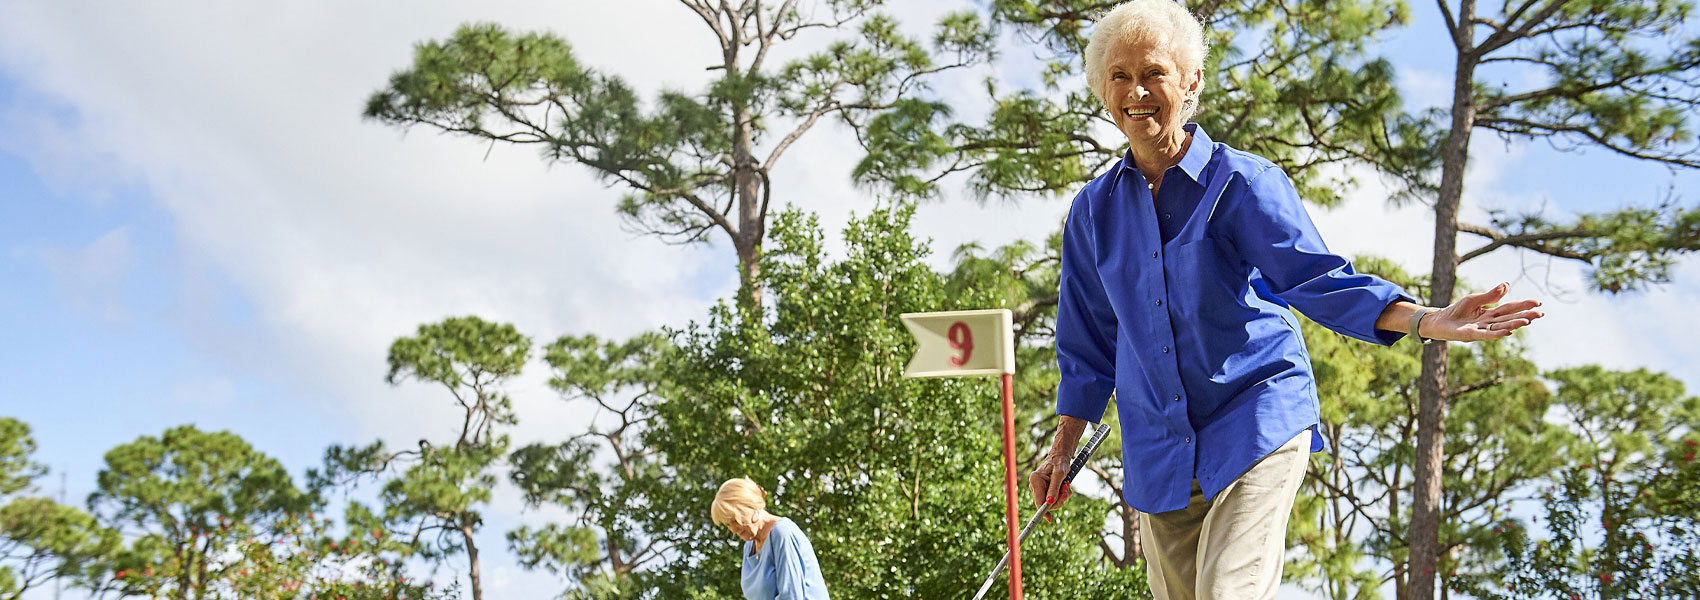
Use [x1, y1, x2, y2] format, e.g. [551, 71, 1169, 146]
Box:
[1028, 1, 1544, 598]
[711, 477, 829, 600]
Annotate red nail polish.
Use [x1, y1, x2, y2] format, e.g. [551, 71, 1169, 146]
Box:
[1046, 496, 1055, 505]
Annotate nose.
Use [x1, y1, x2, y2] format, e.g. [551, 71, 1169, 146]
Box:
[1136, 85, 1149, 99]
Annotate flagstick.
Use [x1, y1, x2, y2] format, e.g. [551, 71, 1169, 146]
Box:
[1000, 372, 1023, 600]
[896, 309, 1023, 598]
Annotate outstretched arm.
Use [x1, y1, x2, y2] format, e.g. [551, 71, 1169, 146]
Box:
[1375, 282, 1544, 342]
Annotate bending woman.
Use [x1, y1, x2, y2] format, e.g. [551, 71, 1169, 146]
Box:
[711, 477, 829, 600]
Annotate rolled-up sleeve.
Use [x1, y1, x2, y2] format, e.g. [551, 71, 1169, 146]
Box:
[1055, 196, 1118, 422]
[1221, 167, 1415, 346]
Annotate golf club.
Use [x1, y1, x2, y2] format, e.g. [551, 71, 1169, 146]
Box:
[970, 423, 1112, 600]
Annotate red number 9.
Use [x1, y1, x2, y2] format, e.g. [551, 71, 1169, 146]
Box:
[948, 321, 974, 367]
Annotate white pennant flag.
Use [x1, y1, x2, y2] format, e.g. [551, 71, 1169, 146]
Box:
[899, 309, 1016, 378]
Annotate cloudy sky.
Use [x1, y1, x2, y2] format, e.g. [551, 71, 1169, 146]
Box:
[2, 0, 1696, 598]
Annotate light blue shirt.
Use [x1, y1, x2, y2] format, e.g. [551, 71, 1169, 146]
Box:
[741, 517, 829, 600]
[1055, 124, 1414, 514]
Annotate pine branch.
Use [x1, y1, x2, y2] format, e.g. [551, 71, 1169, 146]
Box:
[1457, 222, 1594, 264]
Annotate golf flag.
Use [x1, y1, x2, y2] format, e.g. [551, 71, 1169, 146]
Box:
[900, 308, 1026, 599]
[899, 308, 1015, 378]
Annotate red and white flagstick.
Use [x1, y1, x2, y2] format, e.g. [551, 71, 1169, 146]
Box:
[999, 372, 1023, 600]
[897, 309, 1023, 599]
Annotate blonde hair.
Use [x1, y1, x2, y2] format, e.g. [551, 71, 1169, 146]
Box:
[711, 477, 768, 528]
[1083, 0, 1210, 119]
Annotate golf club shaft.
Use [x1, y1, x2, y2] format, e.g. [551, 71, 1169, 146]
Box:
[971, 502, 1052, 600]
[970, 424, 1111, 600]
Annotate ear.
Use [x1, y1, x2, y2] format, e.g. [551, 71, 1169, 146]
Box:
[1189, 69, 1203, 92]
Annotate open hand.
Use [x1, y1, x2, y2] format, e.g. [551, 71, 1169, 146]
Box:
[1421, 282, 1545, 342]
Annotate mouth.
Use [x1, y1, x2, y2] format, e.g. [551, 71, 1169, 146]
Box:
[1123, 106, 1159, 120]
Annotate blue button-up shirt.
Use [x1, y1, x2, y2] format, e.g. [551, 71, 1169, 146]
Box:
[1055, 124, 1414, 514]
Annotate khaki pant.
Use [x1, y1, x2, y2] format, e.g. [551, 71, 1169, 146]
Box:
[1140, 429, 1311, 600]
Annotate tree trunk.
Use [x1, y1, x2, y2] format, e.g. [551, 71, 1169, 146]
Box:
[722, 10, 764, 311]
[609, 521, 627, 575]
[175, 541, 191, 600]
[463, 515, 483, 600]
[1122, 503, 1142, 566]
[735, 234, 763, 309]
[194, 535, 212, 600]
[731, 103, 764, 309]
[1407, 35, 1478, 600]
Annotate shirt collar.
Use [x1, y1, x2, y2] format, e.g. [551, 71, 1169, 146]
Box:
[1120, 123, 1213, 185]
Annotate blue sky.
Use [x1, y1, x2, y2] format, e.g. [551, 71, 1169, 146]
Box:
[0, 78, 333, 511]
[2, 1, 1697, 599]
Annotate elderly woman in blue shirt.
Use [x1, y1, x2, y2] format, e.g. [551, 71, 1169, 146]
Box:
[711, 477, 829, 600]
[1027, 2, 1544, 599]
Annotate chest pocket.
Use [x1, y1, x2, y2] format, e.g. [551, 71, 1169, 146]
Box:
[1165, 237, 1244, 326]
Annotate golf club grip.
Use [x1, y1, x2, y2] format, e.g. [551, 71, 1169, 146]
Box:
[1060, 425, 1110, 486]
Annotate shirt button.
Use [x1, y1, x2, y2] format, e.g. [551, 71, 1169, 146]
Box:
[1162, 346, 1170, 353]
[1155, 299, 1163, 306]
[1152, 251, 1158, 259]
[1163, 213, 1172, 220]
[1173, 394, 1181, 402]
[1185, 436, 1192, 444]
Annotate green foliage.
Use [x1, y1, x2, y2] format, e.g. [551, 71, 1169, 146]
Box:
[316, 316, 529, 600]
[1413, 0, 1700, 296]
[365, 2, 994, 307]
[1362, 2, 1700, 595]
[88, 425, 314, 598]
[1473, 201, 1700, 294]
[1471, 0, 1700, 169]
[366, 22, 733, 243]
[1454, 434, 1700, 599]
[0, 418, 115, 600]
[503, 206, 1143, 599]
[638, 205, 1138, 599]
[1284, 280, 1700, 600]
[166, 508, 452, 600]
[1290, 316, 1569, 600]
[0, 417, 454, 600]
[506, 332, 672, 599]
[0, 419, 41, 498]
[857, 0, 1424, 206]
[0, 497, 113, 600]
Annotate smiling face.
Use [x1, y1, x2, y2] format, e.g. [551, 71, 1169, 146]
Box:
[1100, 36, 1200, 150]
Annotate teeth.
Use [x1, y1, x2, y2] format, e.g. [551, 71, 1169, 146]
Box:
[1125, 108, 1158, 117]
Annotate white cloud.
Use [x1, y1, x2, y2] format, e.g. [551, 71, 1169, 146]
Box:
[31, 226, 132, 323]
[0, 0, 742, 439]
[0, 91, 138, 204]
[1396, 66, 1452, 112]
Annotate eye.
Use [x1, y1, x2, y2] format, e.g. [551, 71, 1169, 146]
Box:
[1147, 69, 1165, 78]
[1112, 72, 1128, 80]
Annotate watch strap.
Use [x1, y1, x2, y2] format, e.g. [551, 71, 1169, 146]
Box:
[1410, 307, 1440, 344]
